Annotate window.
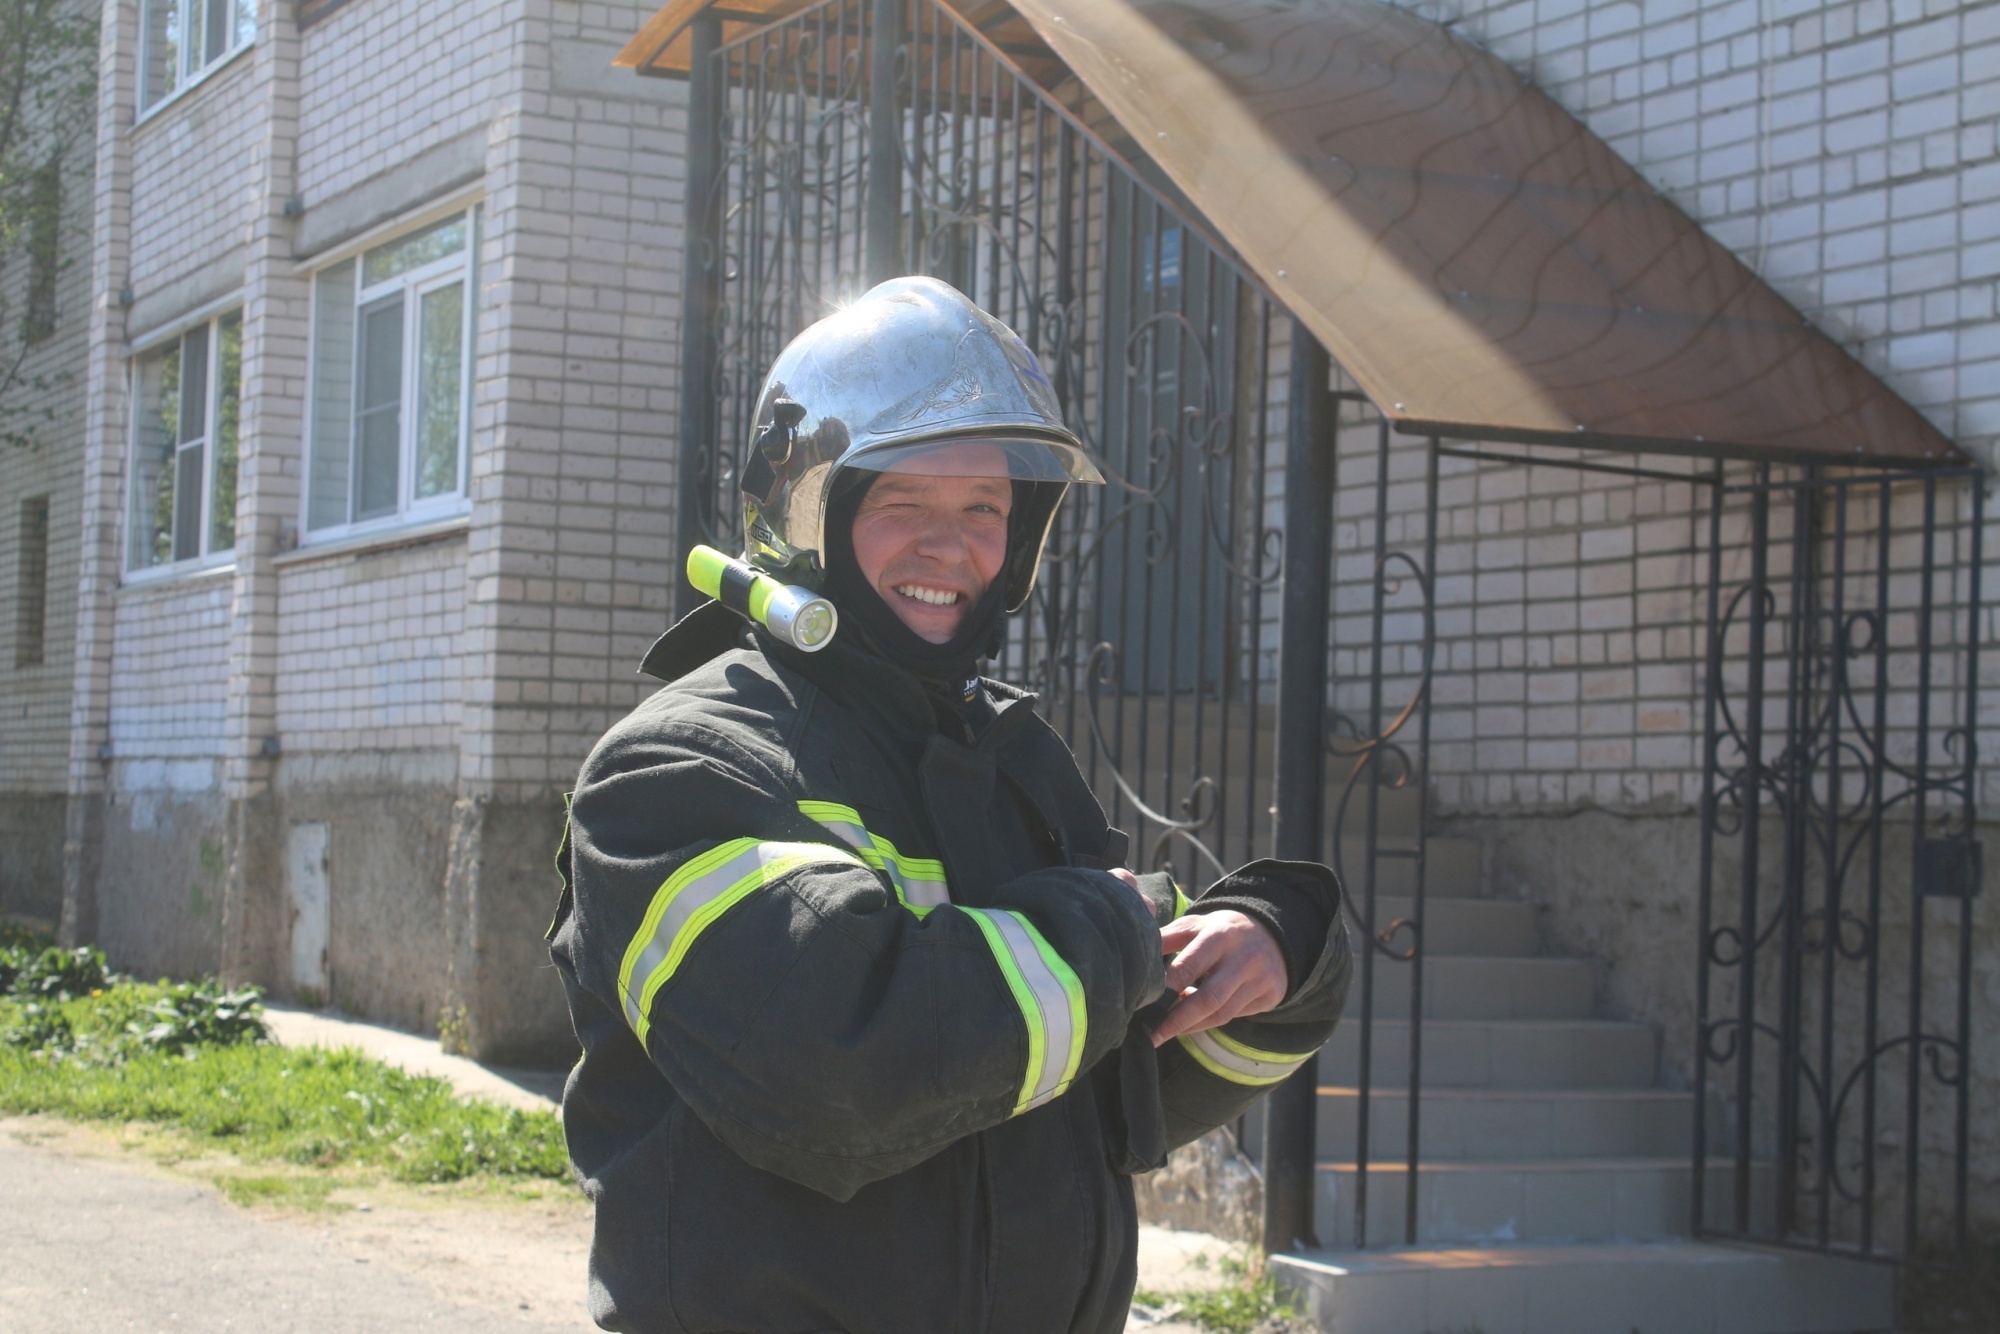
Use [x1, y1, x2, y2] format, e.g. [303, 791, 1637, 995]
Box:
[306, 210, 476, 537]
[21, 161, 61, 344]
[140, 0, 256, 112]
[127, 312, 242, 574]
[15, 497, 49, 668]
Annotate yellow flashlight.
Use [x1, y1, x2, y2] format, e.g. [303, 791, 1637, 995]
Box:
[686, 545, 838, 652]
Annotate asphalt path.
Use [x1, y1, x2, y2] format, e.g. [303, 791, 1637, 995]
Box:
[0, 1129, 590, 1333]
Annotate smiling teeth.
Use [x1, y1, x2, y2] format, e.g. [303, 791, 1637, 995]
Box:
[895, 585, 960, 606]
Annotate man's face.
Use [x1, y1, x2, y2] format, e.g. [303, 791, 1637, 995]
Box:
[850, 443, 1013, 645]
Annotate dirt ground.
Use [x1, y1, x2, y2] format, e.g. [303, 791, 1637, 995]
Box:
[0, 1114, 1227, 1333]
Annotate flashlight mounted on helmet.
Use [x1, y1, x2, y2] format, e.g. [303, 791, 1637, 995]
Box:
[687, 544, 838, 653]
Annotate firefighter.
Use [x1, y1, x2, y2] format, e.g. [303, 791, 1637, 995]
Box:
[547, 276, 1350, 1333]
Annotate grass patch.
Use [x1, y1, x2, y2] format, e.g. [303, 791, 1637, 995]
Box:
[214, 1172, 339, 1212]
[1, 950, 569, 1188]
[0, 1039, 568, 1183]
[1133, 1251, 1303, 1334]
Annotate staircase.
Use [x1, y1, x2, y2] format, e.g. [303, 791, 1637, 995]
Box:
[1253, 798, 1896, 1334]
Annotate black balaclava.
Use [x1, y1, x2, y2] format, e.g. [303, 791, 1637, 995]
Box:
[821, 468, 1012, 702]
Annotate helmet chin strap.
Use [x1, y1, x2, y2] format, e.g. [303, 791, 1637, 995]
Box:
[821, 470, 1010, 697]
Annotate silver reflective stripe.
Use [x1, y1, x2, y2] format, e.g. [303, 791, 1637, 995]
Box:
[898, 869, 950, 910]
[618, 838, 863, 1045]
[962, 907, 1087, 1116]
[799, 799, 952, 914]
[1177, 1027, 1316, 1087]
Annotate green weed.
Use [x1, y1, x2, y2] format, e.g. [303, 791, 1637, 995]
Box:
[214, 1173, 338, 1212]
[1133, 1254, 1303, 1334]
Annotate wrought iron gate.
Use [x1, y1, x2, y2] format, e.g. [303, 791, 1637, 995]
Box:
[1695, 464, 1984, 1265]
[673, 0, 1433, 1252]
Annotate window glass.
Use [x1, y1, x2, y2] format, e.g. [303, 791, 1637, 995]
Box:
[209, 311, 242, 551]
[354, 296, 405, 521]
[202, 0, 231, 67]
[126, 315, 239, 574]
[139, 0, 255, 112]
[362, 217, 466, 287]
[173, 439, 205, 563]
[415, 283, 464, 500]
[307, 261, 357, 532]
[140, 0, 182, 109]
[130, 342, 181, 570]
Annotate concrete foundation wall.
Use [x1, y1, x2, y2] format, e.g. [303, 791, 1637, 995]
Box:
[442, 795, 573, 1065]
[94, 782, 226, 979]
[0, 795, 67, 926]
[268, 777, 458, 1032]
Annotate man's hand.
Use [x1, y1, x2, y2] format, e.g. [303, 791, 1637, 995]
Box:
[1149, 911, 1286, 1048]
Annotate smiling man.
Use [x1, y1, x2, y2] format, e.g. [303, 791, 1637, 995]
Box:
[546, 277, 1351, 1334]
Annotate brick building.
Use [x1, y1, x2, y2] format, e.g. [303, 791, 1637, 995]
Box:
[27, 0, 692, 1062]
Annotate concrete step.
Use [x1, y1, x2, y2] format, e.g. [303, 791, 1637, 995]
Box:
[1331, 835, 1482, 898]
[1320, 1018, 1659, 1089]
[1316, 1086, 1694, 1161]
[1345, 894, 1538, 957]
[1355, 955, 1596, 1020]
[1271, 1240, 1896, 1334]
[1312, 1158, 1775, 1248]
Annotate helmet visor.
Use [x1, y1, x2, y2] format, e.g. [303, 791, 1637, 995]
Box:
[843, 436, 1104, 485]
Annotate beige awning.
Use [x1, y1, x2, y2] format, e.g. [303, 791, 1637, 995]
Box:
[620, 0, 1966, 467]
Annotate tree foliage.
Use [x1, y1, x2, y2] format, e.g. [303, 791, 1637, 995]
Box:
[0, 0, 97, 448]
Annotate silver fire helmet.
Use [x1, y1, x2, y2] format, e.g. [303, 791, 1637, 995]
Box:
[739, 276, 1101, 612]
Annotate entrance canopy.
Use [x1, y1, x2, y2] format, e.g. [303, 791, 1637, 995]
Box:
[619, 0, 1966, 467]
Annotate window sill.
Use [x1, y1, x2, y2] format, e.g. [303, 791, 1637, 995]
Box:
[118, 559, 237, 595]
[133, 40, 256, 130]
[274, 514, 471, 568]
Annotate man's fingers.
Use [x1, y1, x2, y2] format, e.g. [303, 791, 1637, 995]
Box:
[1158, 917, 1203, 955]
[1151, 965, 1254, 1046]
[1162, 928, 1229, 991]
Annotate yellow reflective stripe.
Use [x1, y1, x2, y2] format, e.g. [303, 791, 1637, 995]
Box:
[962, 907, 1087, 1116]
[618, 838, 865, 1045]
[1176, 1027, 1318, 1087]
[798, 800, 951, 915]
[1172, 883, 1191, 919]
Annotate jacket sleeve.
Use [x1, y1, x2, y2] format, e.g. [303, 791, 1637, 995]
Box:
[1152, 860, 1352, 1152]
[556, 718, 1166, 1201]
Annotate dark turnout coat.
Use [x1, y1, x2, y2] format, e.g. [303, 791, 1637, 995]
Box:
[547, 619, 1350, 1334]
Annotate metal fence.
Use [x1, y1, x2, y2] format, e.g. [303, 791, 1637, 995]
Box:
[1695, 465, 1983, 1265]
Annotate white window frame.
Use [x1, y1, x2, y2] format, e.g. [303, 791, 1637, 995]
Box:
[300, 206, 478, 547]
[123, 307, 243, 583]
[137, 0, 258, 119]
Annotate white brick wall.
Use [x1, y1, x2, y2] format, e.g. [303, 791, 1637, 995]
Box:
[458, 0, 688, 800]
[0, 36, 92, 797]
[275, 538, 468, 755]
[1402, 0, 2000, 467]
[294, 0, 516, 205]
[106, 575, 231, 779]
[125, 56, 262, 309]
